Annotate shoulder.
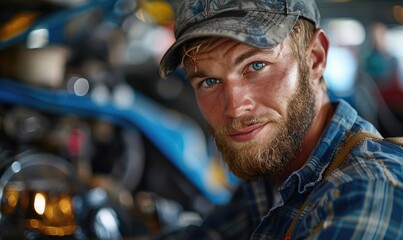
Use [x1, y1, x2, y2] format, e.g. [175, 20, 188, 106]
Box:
[299, 141, 403, 239]
[345, 138, 402, 182]
[300, 179, 402, 239]
[324, 138, 403, 188]
[310, 140, 403, 209]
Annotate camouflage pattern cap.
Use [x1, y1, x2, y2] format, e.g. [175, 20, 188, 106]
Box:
[159, 0, 320, 78]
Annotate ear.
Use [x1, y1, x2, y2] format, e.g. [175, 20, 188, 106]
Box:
[307, 29, 329, 82]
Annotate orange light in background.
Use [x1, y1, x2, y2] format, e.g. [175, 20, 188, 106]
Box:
[7, 192, 18, 208]
[136, 0, 174, 25]
[34, 192, 46, 215]
[25, 191, 77, 236]
[0, 12, 39, 41]
[59, 196, 73, 214]
[1, 185, 20, 216]
[393, 5, 403, 24]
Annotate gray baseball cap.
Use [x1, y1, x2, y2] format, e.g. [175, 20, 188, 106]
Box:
[159, 0, 320, 78]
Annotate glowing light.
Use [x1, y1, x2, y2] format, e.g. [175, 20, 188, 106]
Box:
[11, 161, 21, 173]
[29, 219, 41, 228]
[112, 83, 135, 109]
[27, 28, 49, 49]
[91, 83, 111, 105]
[324, 19, 365, 46]
[324, 46, 357, 95]
[59, 197, 72, 214]
[34, 192, 46, 215]
[2, 187, 20, 215]
[67, 76, 90, 96]
[73, 78, 90, 96]
[7, 193, 18, 207]
[0, 12, 39, 41]
[94, 208, 121, 238]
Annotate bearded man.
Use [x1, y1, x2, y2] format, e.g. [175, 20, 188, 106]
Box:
[156, 0, 403, 239]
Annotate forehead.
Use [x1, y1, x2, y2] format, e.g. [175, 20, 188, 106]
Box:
[184, 37, 237, 58]
[182, 37, 294, 79]
[182, 36, 291, 65]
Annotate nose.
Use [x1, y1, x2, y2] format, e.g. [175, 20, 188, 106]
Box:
[223, 82, 255, 119]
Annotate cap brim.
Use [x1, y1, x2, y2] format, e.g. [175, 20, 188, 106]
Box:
[160, 11, 298, 78]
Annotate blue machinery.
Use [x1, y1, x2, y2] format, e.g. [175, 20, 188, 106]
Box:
[0, 77, 233, 205]
[0, 0, 234, 205]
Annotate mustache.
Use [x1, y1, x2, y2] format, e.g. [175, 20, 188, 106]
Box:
[214, 114, 281, 136]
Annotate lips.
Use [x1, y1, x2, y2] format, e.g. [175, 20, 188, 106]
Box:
[229, 123, 267, 142]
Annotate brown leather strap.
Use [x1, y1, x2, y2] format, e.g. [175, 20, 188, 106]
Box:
[284, 131, 384, 240]
[285, 131, 403, 239]
[384, 137, 403, 146]
[324, 131, 383, 176]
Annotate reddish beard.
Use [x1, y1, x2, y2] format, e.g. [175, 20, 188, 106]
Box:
[211, 66, 316, 181]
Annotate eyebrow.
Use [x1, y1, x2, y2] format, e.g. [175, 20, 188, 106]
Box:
[188, 69, 208, 80]
[234, 49, 261, 65]
[187, 47, 274, 80]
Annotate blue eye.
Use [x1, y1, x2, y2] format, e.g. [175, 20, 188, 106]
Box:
[202, 78, 220, 88]
[251, 62, 265, 71]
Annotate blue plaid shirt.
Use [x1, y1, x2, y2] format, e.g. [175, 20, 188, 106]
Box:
[158, 100, 403, 240]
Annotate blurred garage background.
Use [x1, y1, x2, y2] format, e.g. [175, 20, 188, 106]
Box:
[0, 0, 402, 239]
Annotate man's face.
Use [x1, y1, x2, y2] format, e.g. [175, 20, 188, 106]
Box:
[186, 37, 316, 180]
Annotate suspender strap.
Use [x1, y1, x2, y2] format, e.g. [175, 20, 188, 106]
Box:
[324, 131, 383, 176]
[383, 137, 403, 146]
[284, 131, 384, 240]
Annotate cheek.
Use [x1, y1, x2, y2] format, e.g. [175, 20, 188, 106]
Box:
[196, 94, 222, 127]
[259, 62, 298, 86]
[252, 62, 300, 113]
[267, 62, 299, 95]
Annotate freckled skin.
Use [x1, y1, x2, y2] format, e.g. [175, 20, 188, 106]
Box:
[191, 39, 298, 129]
